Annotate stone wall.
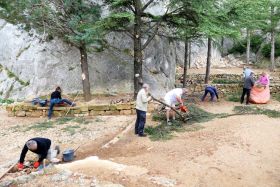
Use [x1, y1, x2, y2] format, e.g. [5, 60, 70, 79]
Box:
[5, 81, 280, 118]
[186, 73, 280, 84]
[6, 102, 155, 117]
[187, 73, 280, 96]
[190, 83, 280, 98]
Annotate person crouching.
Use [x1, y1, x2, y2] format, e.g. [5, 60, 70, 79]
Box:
[18, 137, 60, 170]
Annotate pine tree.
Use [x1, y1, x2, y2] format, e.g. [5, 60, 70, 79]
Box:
[0, 0, 105, 101]
[102, 0, 168, 98]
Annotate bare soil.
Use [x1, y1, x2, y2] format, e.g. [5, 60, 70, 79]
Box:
[1, 66, 280, 186]
[1, 99, 279, 187]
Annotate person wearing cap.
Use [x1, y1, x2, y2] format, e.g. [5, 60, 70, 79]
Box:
[135, 84, 152, 137]
[164, 88, 187, 125]
[17, 137, 60, 170]
[240, 72, 255, 105]
[201, 85, 219, 102]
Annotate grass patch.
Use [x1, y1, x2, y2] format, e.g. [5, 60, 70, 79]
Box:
[152, 104, 218, 125]
[148, 104, 216, 141]
[56, 117, 74, 125]
[26, 117, 91, 132]
[28, 121, 54, 131]
[233, 106, 280, 118]
[146, 121, 185, 141]
[62, 125, 81, 135]
[0, 98, 14, 104]
[226, 92, 241, 102]
[55, 117, 91, 125]
[272, 94, 280, 102]
[73, 117, 91, 124]
[187, 104, 218, 125]
[212, 79, 241, 84]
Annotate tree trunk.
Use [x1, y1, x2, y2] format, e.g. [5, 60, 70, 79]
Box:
[183, 39, 189, 88]
[246, 28, 251, 64]
[133, 0, 143, 99]
[221, 37, 225, 57]
[79, 45, 91, 101]
[204, 37, 212, 84]
[270, 5, 275, 70]
[271, 31, 275, 70]
[188, 41, 191, 69]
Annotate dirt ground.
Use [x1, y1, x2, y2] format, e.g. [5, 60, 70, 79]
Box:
[0, 98, 279, 187]
[1, 67, 280, 186]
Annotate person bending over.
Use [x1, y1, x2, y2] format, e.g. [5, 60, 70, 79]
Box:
[18, 137, 60, 170]
[164, 88, 187, 125]
[201, 85, 219, 102]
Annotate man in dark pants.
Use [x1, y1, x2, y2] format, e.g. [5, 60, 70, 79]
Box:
[17, 137, 60, 170]
[201, 85, 219, 102]
[241, 72, 255, 105]
[48, 86, 75, 119]
[135, 84, 152, 137]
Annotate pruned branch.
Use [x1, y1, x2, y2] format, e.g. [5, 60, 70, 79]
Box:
[141, 28, 158, 50]
[141, 0, 154, 12]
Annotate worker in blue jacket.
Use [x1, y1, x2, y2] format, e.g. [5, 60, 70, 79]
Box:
[201, 85, 219, 102]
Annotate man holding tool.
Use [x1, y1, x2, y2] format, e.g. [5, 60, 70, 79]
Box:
[164, 88, 188, 125]
[135, 83, 152, 137]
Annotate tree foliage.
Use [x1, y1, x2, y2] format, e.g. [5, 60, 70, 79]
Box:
[0, 0, 106, 101]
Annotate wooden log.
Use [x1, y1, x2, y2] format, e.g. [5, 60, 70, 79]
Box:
[151, 96, 188, 122]
[0, 162, 17, 180]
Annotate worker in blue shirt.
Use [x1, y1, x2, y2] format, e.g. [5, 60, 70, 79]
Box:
[201, 85, 219, 102]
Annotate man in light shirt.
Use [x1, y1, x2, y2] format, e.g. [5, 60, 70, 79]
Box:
[164, 88, 187, 125]
[135, 83, 152, 137]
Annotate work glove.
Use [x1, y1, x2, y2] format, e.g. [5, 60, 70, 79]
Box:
[33, 161, 40, 169]
[18, 163, 24, 170]
[180, 105, 188, 113]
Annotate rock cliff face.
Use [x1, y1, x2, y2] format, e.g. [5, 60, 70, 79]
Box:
[0, 20, 178, 99]
[0, 18, 241, 100]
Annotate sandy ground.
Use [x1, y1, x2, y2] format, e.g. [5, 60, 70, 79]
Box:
[0, 110, 134, 180]
[82, 101, 280, 187]
[1, 99, 279, 187]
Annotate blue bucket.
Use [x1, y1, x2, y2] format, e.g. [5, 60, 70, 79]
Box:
[63, 149, 74, 162]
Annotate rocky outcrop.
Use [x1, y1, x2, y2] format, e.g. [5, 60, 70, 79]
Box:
[175, 39, 245, 69]
[0, 19, 178, 99]
[0, 18, 244, 100]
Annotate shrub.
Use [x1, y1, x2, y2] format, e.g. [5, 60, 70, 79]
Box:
[251, 35, 264, 53]
[228, 41, 246, 54]
[261, 39, 280, 58]
[229, 34, 263, 54]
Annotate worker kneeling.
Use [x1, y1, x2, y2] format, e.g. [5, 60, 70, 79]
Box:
[18, 137, 60, 170]
[164, 88, 187, 125]
[201, 85, 219, 102]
